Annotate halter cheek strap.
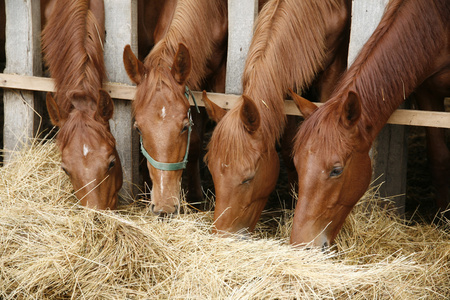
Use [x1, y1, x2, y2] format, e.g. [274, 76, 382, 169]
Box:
[140, 86, 199, 171]
[185, 86, 200, 114]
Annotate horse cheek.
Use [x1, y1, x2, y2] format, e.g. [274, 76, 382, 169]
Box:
[343, 153, 372, 207]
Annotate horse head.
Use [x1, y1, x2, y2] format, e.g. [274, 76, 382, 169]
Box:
[46, 89, 123, 210]
[123, 43, 197, 216]
[290, 89, 372, 248]
[204, 92, 279, 235]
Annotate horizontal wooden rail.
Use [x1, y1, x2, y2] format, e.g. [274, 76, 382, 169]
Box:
[1, 73, 449, 128]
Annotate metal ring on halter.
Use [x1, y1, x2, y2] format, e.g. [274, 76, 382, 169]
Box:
[140, 86, 198, 171]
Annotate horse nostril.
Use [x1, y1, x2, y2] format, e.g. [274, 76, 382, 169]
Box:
[149, 204, 158, 216]
[321, 241, 329, 252]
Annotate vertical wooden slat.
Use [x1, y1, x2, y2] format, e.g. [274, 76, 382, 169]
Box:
[225, 0, 258, 94]
[349, 0, 407, 214]
[348, 0, 389, 65]
[104, 0, 139, 200]
[3, 0, 42, 162]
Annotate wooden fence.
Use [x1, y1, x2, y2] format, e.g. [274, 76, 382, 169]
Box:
[1, 0, 449, 210]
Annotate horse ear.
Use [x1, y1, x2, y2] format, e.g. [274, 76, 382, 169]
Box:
[171, 43, 191, 85]
[96, 89, 114, 122]
[46, 93, 63, 127]
[288, 88, 318, 119]
[202, 90, 226, 123]
[240, 95, 260, 134]
[123, 44, 145, 85]
[340, 91, 361, 129]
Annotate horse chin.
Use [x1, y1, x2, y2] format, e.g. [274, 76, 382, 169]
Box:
[311, 232, 332, 250]
[212, 227, 251, 240]
[291, 229, 331, 249]
[148, 190, 180, 217]
[79, 195, 117, 210]
[149, 202, 180, 217]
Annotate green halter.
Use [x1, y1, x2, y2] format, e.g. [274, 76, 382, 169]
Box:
[140, 86, 199, 171]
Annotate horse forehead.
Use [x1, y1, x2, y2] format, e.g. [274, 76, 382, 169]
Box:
[296, 143, 335, 168]
[64, 137, 106, 155]
[209, 146, 255, 175]
[136, 106, 187, 131]
[136, 72, 186, 106]
[135, 89, 188, 120]
[62, 127, 111, 156]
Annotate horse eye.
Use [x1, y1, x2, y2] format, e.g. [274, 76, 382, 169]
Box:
[180, 120, 189, 134]
[108, 158, 116, 171]
[330, 166, 343, 178]
[61, 165, 69, 176]
[134, 123, 142, 135]
[241, 176, 254, 185]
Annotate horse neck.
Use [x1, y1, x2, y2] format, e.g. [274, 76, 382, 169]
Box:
[146, 0, 227, 90]
[339, 0, 448, 141]
[42, 0, 105, 110]
[241, 0, 344, 142]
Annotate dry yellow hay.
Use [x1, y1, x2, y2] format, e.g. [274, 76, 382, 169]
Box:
[0, 138, 449, 299]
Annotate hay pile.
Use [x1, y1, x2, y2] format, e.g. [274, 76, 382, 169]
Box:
[1, 139, 449, 299]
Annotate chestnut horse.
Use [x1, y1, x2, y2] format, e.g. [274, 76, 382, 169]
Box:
[291, 0, 449, 248]
[203, 0, 351, 234]
[123, 0, 228, 215]
[42, 0, 123, 209]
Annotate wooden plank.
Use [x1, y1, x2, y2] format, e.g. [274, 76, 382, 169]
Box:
[3, 0, 42, 163]
[0, 73, 137, 99]
[0, 73, 55, 92]
[103, 0, 139, 200]
[1, 74, 450, 129]
[386, 109, 450, 128]
[225, 0, 258, 94]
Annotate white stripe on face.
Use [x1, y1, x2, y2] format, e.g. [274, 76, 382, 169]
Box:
[83, 144, 90, 157]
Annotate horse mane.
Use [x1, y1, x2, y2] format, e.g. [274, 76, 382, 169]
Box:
[42, 0, 105, 114]
[133, 0, 226, 114]
[244, 0, 343, 96]
[148, 0, 226, 84]
[206, 107, 265, 170]
[206, 0, 344, 166]
[57, 110, 116, 150]
[294, 0, 448, 157]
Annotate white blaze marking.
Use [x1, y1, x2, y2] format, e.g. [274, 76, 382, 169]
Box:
[83, 144, 90, 157]
[161, 106, 166, 119]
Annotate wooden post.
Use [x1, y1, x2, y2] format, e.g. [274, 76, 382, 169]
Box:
[348, 0, 389, 65]
[3, 0, 43, 163]
[104, 0, 140, 201]
[225, 0, 258, 94]
[349, 0, 407, 214]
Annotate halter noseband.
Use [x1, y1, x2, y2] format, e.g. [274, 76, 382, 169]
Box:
[140, 86, 200, 171]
